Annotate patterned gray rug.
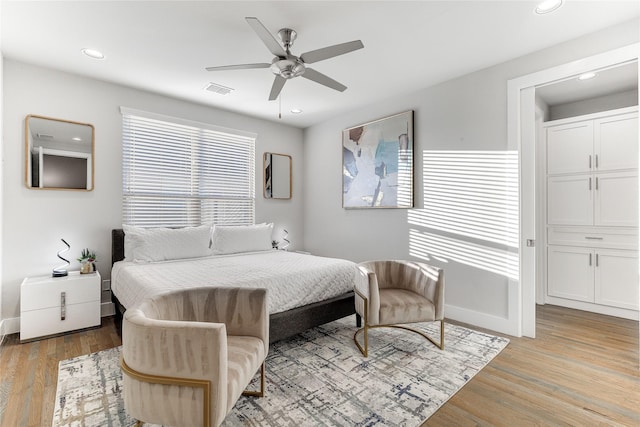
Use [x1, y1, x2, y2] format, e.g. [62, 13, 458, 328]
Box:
[53, 316, 509, 426]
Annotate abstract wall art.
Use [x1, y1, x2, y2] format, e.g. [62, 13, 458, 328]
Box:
[342, 110, 414, 208]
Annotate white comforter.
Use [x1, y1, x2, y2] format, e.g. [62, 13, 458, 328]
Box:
[111, 250, 358, 314]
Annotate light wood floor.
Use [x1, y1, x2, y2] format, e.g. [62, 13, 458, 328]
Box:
[0, 305, 638, 427]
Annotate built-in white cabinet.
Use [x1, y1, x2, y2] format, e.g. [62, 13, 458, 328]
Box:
[594, 248, 639, 311]
[547, 245, 638, 311]
[548, 171, 638, 227]
[547, 111, 638, 174]
[595, 113, 639, 172]
[547, 121, 594, 175]
[547, 245, 594, 302]
[544, 107, 638, 319]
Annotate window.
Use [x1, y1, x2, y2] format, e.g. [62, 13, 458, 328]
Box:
[121, 108, 256, 227]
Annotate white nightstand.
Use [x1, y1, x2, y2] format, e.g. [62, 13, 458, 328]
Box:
[20, 271, 101, 341]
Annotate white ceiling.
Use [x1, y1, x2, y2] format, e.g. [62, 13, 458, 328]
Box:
[1, 1, 639, 128]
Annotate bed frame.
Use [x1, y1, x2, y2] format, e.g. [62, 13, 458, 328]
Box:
[111, 229, 359, 343]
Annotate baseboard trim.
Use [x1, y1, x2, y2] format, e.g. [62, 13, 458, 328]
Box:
[445, 304, 517, 337]
[1, 317, 20, 336]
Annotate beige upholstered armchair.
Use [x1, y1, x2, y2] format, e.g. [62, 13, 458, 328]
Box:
[121, 287, 268, 427]
[354, 260, 445, 357]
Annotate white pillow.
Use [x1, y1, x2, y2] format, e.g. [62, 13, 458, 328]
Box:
[210, 223, 274, 255]
[122, 224, 213, 262]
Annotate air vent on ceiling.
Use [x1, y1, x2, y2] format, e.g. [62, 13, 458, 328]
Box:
[205, 82, 234, 95]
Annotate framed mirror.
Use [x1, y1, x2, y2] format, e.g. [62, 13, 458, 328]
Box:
[264, 152, 292, 199]
[25, 115, 94, 190]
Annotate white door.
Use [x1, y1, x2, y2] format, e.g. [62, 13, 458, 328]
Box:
[594, 249, 639, 310]
[547, 175, 593, 226]
[594, 113, 638, 172]
[595, 171, 638, 227]
[547, 245, 594, 302]
[546, 122, 593, 175]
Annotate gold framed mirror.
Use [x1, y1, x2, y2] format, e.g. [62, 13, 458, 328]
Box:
[264, 152, 292, 199]
[25, 115, 95, 190]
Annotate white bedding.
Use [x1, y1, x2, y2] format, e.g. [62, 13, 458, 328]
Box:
[111, 250, 358, 314]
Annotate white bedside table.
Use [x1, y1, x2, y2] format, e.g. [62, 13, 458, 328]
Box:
[20, 271, 101, 341]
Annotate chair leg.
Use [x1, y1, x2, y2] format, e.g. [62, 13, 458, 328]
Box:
[353, 289, 369, 357]
[242, 362, 266, 397]
[422, 320, 445, 350]
[353, 323, 369, 357]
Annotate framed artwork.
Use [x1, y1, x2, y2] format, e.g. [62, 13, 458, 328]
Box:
[342, 110, 414, 208]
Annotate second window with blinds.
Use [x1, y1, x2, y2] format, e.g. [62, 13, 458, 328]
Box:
[121, 108, 257, 228]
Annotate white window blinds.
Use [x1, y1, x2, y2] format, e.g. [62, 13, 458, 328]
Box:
[121, 108, 256, 227]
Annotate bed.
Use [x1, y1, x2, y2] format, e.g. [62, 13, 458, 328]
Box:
[110, 227, 360, 343]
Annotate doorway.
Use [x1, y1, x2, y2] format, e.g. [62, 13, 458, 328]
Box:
[508, 43, 639, 338]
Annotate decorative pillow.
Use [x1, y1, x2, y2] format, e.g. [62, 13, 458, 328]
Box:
[122, 224, 213, 262]
[210, 223, 274, 255]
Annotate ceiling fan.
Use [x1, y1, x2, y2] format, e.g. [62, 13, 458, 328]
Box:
[206, 17, 364, 101]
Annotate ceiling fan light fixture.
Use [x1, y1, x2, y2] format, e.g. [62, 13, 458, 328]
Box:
[535, 0, 563, 14]
[271, 58, 305, 79]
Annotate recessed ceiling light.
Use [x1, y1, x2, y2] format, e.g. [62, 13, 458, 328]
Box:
[290, 108, 303, 114]
[72, 137, 82, 141]
[578, 72, 597, 81]
[535, 0, 563, 14]
[81, 48, 105, 60]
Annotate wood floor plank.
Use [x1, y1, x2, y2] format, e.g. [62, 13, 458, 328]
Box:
[0, 306, 638, 427]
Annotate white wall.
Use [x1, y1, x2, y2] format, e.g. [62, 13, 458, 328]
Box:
[0, 1, 4, 338]
[549, 88, 638, 120]
[303, 19, 639, 333]
[1, 60, 303, 325]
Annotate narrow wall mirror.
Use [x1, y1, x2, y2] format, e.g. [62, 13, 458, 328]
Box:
[25, 115, 94, 190]
[264, 152, 292, 199]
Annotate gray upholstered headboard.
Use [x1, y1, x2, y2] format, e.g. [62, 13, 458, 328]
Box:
[112, 229, 125, 266]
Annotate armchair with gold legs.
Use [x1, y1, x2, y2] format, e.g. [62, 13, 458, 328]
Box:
[353, 260, 444, 357]
[121, 287, 268, 427]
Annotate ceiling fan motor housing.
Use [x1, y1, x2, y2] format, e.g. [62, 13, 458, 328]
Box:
[271, 56, 306, 79]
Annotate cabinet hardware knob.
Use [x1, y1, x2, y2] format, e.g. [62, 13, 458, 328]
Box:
[588, 155, 592, 169]
[585, 236, 603, 240]
[595, 154, 599, 169]
[589, 253, 592, 266]
[595, 253, 599, 267]
[588, 177, 592, 190]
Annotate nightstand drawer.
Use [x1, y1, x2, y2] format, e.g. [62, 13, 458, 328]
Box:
[20, 271, 101, 341]
[20, 301, 100, 341]
[21, 273, 100, 311]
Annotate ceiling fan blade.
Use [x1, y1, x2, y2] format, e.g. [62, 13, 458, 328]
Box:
[301, 68, 347, 92]
[206, 63, 270, 71]
[246, 17, 287, 58]
[269, 75, 287, 101]
[300, 40, 364, 64]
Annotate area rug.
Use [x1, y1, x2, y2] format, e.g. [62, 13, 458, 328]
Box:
[53, 316, 509, 426]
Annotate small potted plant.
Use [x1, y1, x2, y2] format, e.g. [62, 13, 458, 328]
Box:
[78, 248, 97, 274]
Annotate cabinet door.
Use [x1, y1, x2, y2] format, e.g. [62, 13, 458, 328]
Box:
[594, 113, 638, 172]
[547, 175, 593, 225]
[547, 245, 594, 302]
[594, 249, 638, 310]
[594, 171, 638, 227]
[547, 121, 593, 175]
